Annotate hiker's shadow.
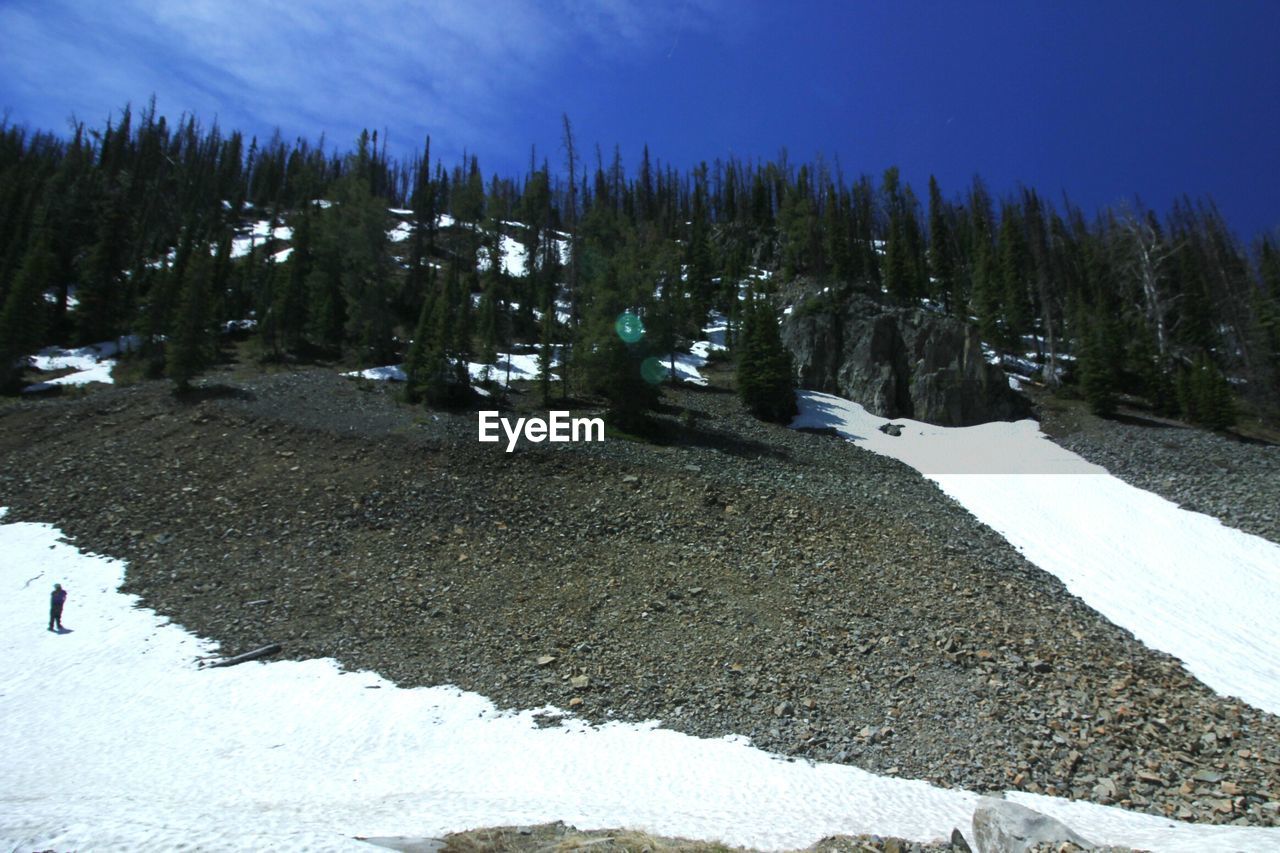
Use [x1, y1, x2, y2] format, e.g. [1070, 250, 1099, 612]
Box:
[52, 627, 74, 635]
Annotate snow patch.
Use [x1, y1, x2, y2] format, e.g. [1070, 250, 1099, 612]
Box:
[345, 349, 563, 388]
[229, 220, 293, 259]
[792, 391, 1280, 716]
[476, 234, 529, 278]
[2, 516, 1275, 851]
[43, 287, 79, 310]
[22, 337, 141, 393]
[345, 364, 407, 382]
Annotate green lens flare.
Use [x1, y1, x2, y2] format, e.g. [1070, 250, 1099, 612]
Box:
[641, 356, 668, 385]
[615, 311, 644, 343]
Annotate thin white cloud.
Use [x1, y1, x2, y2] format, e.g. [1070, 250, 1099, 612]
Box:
[1, 0, 733, 162]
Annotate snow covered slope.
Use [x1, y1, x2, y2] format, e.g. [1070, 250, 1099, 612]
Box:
[792, 391, 1280, 717]
[4, 512, 1280, 851]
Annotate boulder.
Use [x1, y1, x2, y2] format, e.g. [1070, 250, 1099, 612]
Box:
[971, 797, 1094, 852]
[781, 289, 1031, 426]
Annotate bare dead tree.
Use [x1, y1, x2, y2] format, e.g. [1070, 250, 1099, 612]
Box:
[1117, 209, 1178, 360]
[561, 113, 579, 399]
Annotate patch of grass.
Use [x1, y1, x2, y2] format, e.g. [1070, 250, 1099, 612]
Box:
[110, 356, 156, 387]
[1224, 397, 1280, 445]
[791, 293, 830, 319]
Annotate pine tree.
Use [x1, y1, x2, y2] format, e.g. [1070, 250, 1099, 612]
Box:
[881, 167, 911, 302]
[1182, 353, 1236, 430]
[883, 214, 908, 300]
[1129, 326, 1177, 416]
[404, 270, 448, 405]
[901, 184, 929, 298]
[257, 255, 285, 355]
[400, 145, 437, 330]
[971, 236, 1002, 345]
[166, 242, 218, 391]
[0, 233, 55, 389]
[476, 286, 499, 383]
[305, 219, 346, 354]
[450, 267, 475, 389]
[591, 332, 659, 432]
[778, 166, 817, 280]
[736, 295, 797, 422]
[538, 285, 554, 407]
[274, 208, 312, 354]
[332, 173, 395, 365]
[998, 205, 1031, 349]
[574, 250, 659, 431]
[927, 176, 955, 313]
[1076, 293, 1124, 418]
[1246, 239, 1280, 410]
[685, 168, 714, 319]
[823, 181, 853, 283]
[578, 311, 659, 432]
[74, 183, 131, 344]
[1079, 323, 1118, 417]
[651, 262, 683, 383]
[850, 176, 879, 285]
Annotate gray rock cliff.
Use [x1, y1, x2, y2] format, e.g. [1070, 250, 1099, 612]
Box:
[780, 290, 1032, 426]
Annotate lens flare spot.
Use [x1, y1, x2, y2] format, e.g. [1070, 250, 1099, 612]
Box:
[615, 311, 645, 343]
[641, 356, 669, 385]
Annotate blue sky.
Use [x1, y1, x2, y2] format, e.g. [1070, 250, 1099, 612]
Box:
[2, 0, 1277, 240]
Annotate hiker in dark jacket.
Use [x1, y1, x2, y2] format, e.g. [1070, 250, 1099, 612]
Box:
[49, 584, 67, 631]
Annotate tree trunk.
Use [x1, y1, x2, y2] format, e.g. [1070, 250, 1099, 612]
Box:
[205, 643, 281, 668]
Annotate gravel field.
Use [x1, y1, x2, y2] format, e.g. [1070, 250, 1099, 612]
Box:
[2, 368, 1279, 829]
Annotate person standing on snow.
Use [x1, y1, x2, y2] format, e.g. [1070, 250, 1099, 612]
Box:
[49, 583, 67, 632]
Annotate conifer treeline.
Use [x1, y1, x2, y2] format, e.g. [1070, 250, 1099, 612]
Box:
[1, 103, 1277, 423]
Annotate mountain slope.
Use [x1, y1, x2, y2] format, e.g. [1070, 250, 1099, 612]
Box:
[1, 369, 1279, 831]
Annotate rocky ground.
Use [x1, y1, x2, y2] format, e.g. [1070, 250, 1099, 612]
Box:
[404, 820, 959, 852]
[2, 364, 1280, 831]
[1039, 399, 1280, 546]
[419, 815, 1132, 853]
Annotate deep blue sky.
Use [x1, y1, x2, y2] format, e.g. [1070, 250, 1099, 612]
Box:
[3, 0, 1277, 240]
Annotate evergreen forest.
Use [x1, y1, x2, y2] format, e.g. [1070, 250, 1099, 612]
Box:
[2, 102, 1278, 429]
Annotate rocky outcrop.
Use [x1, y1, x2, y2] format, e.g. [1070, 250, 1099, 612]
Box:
[781, 290, 1031, 426]
[971, 798, 1096, 852]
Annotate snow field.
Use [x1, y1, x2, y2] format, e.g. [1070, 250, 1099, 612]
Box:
[3, 512, 1278, 851]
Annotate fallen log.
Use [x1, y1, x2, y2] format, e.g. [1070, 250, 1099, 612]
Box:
[204, 643, 281, 669]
